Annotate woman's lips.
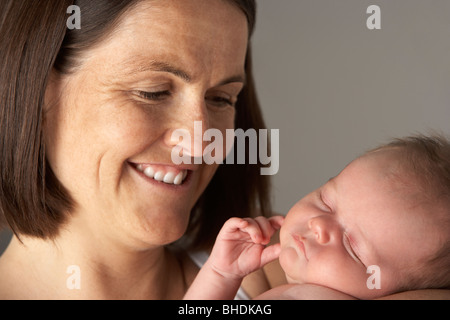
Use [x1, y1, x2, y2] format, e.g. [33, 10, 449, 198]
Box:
[292, 234, 308, 261]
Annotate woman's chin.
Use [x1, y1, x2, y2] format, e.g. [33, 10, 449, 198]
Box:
[129, 212, 191, 248]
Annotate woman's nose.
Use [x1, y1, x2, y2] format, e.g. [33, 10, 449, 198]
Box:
[164, 99, 210, 160]
[308, 216, 338, 244]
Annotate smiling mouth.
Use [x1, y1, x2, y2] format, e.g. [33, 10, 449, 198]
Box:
[132, 163, 190, 186]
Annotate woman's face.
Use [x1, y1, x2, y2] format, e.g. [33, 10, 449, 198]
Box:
[44, 0, 249, 247]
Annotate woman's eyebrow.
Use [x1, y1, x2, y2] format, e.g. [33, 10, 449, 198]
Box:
[118, 57, 191, 82]
[218, 74, 247, 86]
[122, 59, 246, 86]
[130, 60, 192, 82]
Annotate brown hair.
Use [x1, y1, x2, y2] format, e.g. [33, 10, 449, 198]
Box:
[0, 0, 271, 249]
[369, 134, 450, 290]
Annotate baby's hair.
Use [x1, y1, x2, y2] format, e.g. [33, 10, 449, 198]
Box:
[368, 134, 450, 290]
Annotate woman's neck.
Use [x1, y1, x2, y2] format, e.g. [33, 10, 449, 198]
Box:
[0, 230, 191, 299]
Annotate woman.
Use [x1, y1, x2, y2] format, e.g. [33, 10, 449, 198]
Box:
[0, 0, 447, 300]
[0, 0, 274, 299]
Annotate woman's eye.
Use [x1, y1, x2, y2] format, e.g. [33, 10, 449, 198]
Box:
[137, 90, 171, 101]
[136, 90, 234, 107]
[206, 96, 234, 108]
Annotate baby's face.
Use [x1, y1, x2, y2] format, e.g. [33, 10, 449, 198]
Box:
[279, 150, 444, 299]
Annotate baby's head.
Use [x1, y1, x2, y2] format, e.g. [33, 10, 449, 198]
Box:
[279, 134, 450, 299]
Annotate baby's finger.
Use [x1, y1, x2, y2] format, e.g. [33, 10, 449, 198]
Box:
[223, 217, 249, 232]
[260, 243, 282, 267]
[253, 216, 278, 245]
[268, 215, 285, 230]
[241, 218, 265, 244]
[219, 218, 250, 241]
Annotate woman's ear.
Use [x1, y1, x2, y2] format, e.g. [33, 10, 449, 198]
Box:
[44, 69, 64, 113]
[42, 69, 68, 147]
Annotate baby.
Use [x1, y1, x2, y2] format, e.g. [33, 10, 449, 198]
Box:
[184, 135, 450, 300]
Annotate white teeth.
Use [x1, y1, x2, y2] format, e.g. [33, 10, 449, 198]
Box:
[153, 171, 165, 181]
[163, 172, 175, 184]
[137, 164, 188, 185]
[173, 172, 183, 185]
[144, 167, 155, 178]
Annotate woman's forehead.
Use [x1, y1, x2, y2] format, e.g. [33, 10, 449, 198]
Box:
[81, 0, 248, 80]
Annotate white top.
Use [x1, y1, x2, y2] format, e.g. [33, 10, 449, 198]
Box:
[189, 251, 250, 300]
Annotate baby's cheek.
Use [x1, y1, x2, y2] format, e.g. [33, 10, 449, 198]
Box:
[279, 247, 306, 284]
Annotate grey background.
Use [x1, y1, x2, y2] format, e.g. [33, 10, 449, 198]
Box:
[252, 0, 450, 215]
[1, 0, 450, 254]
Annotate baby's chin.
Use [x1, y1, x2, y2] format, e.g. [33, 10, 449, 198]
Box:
[279, 246, 306, 284]
[280, 263, 303, 286]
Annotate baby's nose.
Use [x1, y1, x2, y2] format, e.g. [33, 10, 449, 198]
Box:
[308, 215, 337, 244]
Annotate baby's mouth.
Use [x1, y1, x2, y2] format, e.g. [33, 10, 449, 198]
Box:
[292, 234, 308, 261]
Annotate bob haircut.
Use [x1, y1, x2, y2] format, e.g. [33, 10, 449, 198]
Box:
[0, 0, 271, 249]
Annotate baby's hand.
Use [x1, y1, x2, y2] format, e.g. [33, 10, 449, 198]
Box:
[209, 216, 284, 280]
